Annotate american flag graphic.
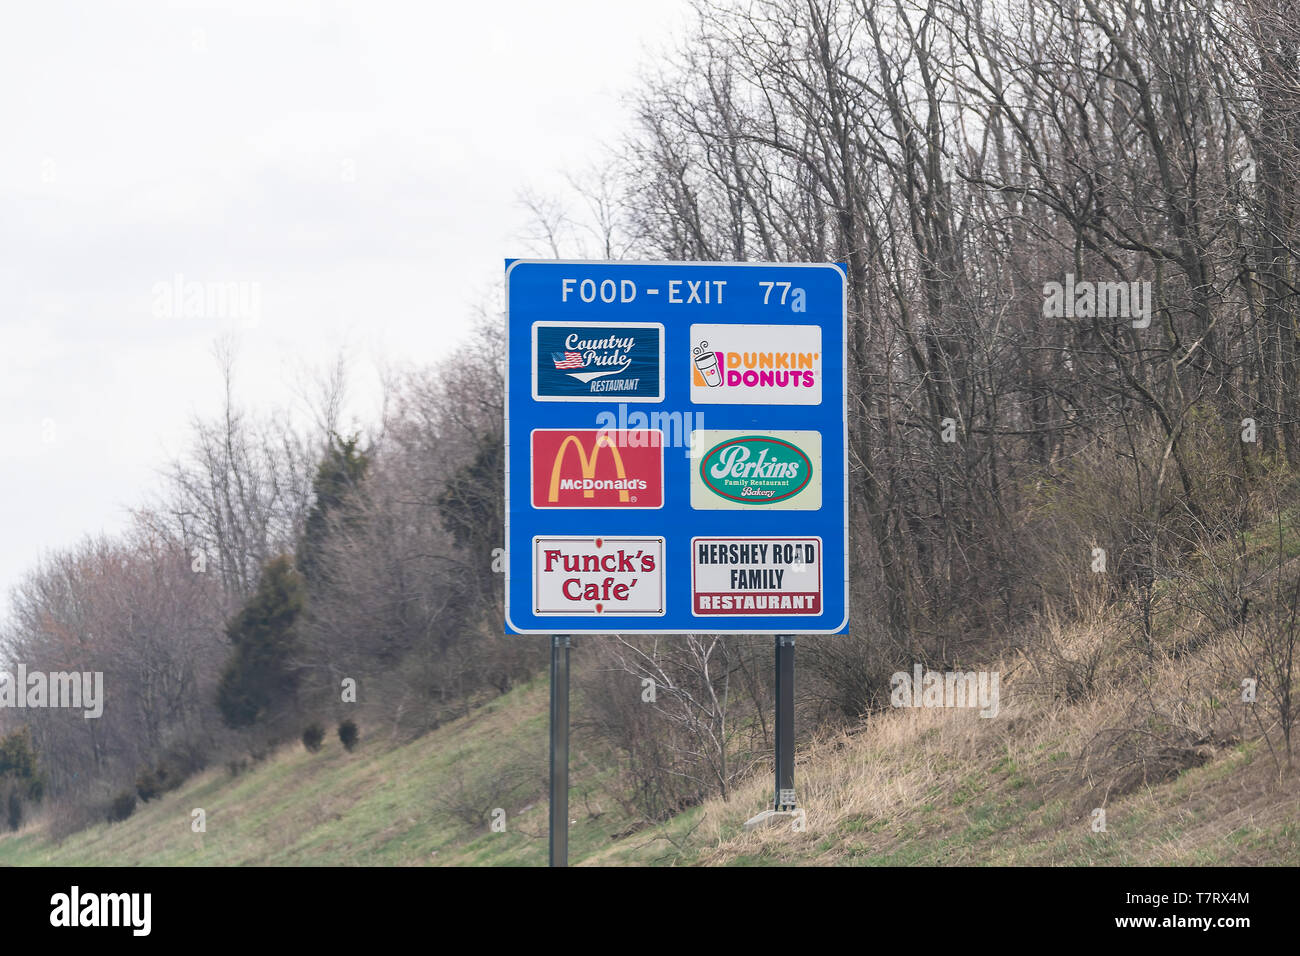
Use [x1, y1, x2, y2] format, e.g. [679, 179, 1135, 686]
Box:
[552, 351, 584, 370]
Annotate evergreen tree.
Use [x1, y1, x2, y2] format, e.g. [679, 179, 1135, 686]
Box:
[217, 555, 306, 728]
[0, 727, 43, 831]
[437, 433, 503, 610]
[437, 433, 501, 554]
[298, 433, 369, 588]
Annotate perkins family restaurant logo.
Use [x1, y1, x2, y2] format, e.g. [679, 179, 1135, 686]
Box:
[690, 323, 822, 404]
[532, 535, 664, 615]
[691, 430, 821, 510]
[692, 537, 822, 615]
[533, 321, 663, 401]
[531, 429, 664, 508]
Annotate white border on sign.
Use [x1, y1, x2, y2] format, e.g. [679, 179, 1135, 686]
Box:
[531, 320, 666, 403]
[689, 536, 824, 617]
[504, 259, 850, 634]
[528, 427, 665, 510]
[531, 535, 666, 616]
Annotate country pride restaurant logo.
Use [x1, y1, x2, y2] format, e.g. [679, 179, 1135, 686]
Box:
[532, 321, 664, 401]
[531, 429, 664, 509]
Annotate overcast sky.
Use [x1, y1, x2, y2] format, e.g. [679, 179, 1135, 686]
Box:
[0, 0, 691, 608]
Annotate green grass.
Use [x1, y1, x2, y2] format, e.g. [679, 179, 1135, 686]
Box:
[0, 676, 643, 867]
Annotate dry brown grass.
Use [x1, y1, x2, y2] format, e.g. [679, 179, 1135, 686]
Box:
[586, 602, 1299, 866]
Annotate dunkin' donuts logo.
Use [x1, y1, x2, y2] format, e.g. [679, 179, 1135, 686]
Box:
[531, 429, 663, 508]
[689, 324, 822, 405]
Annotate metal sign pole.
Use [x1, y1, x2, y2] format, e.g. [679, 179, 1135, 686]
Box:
[774, 634, 796, 810]
[548, 633, 571, 867]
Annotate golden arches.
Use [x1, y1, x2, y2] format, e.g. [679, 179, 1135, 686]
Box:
[548, 433, 630, 502]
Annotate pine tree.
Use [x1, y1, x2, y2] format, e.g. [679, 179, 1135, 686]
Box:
[0, 727, 43, 831]
[297, 433, 369, 588]
[217, 555, 306, 728]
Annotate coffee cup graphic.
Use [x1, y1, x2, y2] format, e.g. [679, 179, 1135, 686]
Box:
[693, 341, 722, 387]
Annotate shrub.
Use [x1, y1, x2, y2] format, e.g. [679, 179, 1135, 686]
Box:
[136, 759, 188, 802]
[302, 724, 325, 753]
[163, 741, 209, 779]
[135, 769, 161, 803]
[155, 760, 180, 793]
[48, 798, 99, 843]
[6, 790, 22, 832]
[0, 727, 44, 803]
[217, 555, 306, 729]
[226, 758, 249, 778]
[107, 791, 137, 823]
[338, 720, 359, 752]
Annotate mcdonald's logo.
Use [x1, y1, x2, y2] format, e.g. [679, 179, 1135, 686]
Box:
[531, 429, 664, 509]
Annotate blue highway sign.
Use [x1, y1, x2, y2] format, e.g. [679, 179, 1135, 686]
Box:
[504, 260, 848, 634]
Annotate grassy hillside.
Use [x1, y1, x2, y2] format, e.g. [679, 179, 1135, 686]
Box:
[0, 677, 585, 867]
[2, 607, 1298, 866]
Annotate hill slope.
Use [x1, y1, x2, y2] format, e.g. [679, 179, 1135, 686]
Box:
[2, 620, 1298, 867]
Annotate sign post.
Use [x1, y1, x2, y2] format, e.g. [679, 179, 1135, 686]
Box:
[775, 634, 795, 810]
[505, 260, 848, 860]
[548, 634, 570, 867]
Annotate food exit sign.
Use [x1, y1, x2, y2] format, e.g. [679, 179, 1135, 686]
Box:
[504, 260, 848, 635]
